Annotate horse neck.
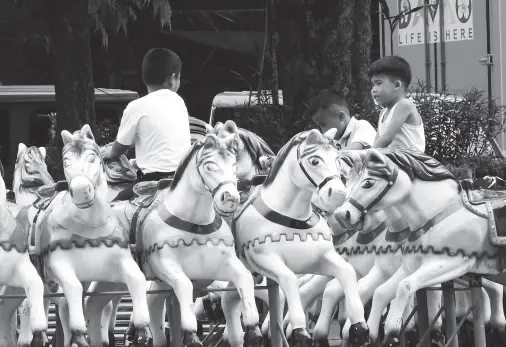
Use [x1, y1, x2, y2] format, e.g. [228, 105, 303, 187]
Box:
[389, 178, 458, 231]
[164, 160, 216, 225]
[261, 152, 313, 220]
[67, 173, 110, 225]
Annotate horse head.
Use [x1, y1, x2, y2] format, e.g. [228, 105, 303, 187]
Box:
[14, 144, 54, 193]
[176, 132, 241, 217]
[209, 120, 275, 179]
[279, 128, 347, 212]
[61, 124, 105, 209]
[334, 148, 430, 227]
[100, 144, 137, 184]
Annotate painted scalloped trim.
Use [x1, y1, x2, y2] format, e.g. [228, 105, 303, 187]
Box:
[336, 245, 402, 256]
[401, 245, 499, 260]
[0, 241, 28, 253]
[42, 238, 129, 256]
[142, 238, 236, 263]
[240, 232, 332, 256]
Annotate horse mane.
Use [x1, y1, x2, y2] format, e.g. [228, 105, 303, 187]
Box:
[99, 146, 137, 183]
[63, 131, 100, 156]
[169, 140, 204, 191]
[237, 128, 275, 171]
[381, 147, 456, 182]
[263, 132, 307, 188]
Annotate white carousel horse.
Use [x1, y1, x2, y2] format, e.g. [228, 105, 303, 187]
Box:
[334, 148, 506, 344]
[231, 129, 370, 347]
[16, 124, 151, 347]
[87, 126, 263, 347]
[0, 163, 48, 347]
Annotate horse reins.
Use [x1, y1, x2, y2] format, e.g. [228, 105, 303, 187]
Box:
[296, 142, 339, 191]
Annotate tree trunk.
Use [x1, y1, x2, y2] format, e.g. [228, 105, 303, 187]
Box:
[45, 0, 96, 141]
[276, 0, 373, 138]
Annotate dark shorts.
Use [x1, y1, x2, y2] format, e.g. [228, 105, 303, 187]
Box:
[111, 170, 175, 202]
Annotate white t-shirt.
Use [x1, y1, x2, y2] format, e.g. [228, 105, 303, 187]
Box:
[116, 89, 191, 174]
[335, 117, 376, 149]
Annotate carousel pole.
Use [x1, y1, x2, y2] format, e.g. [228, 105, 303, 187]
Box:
[415, 289, 430, 347]
[442, 281, 458, 347]
[469, 277, 486, 347]
[267, 279, 283, 347]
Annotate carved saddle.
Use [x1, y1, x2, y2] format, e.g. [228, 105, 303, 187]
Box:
[130, 178, 173, 208]
[460, 180, 506, 246]
[33, 181, 68, 210]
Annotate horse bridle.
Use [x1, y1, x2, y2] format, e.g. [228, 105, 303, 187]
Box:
[296, 142, 339, 191]
[195, 146, 237, 199]
[347, 164, 399, 218]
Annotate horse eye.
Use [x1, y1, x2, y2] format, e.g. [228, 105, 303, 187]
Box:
[205, 163, 219, 172]
[363, 180, 374, 189]
[88, 154, 97, 163]
[63, 159, 71, 167]
[309, 157, 321, 166]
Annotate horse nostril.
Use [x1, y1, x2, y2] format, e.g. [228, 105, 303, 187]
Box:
[345, 210, 351, 221]
[328, 187, 332, 197]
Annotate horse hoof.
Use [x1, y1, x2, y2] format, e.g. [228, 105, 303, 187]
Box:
[382, 335, 400, 347]
[430, 330, 445, 347]
[70, 330, 90, 347]
[290, 328, 312, 347]
[313, 338, 330, 347]
[108, 331, 116, 347]
[183, 331, 202, 347]
[347, 322, 371, 347]
[486, 326, 506, 347]
[30, 330, 46, 347]
[124, 327, 137, 346]
[134, 326, 152, 347]
[244, 325, 263, 347]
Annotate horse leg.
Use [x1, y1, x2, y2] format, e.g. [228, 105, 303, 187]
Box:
[117, 256, 151, 346]
[311, 279, 342, 344]
[146, 282, 169, 347]
[383, 256, 475, 344]
[48, 261, 88, 347]
[366, 263, 410, 342]
[221, 289, 244, 347]
[149, 255, 200, 347]
[11, 258, 47, 347]
[285, 275, 331, 335]
[220, 256, 261, 347]
[84, 281, 118, 346]
[482, 279, 506, 332]
[425, 288, 445, 346]
[317, 250, 368, 347]
[105, 296, 121, 346]
[0, 286, 23, 347]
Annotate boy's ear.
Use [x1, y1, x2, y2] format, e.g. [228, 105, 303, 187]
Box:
[395, 80, 402, 88]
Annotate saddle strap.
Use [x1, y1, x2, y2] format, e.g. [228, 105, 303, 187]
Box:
[460, 189, 488, 219]
[30, 192, 60, 248]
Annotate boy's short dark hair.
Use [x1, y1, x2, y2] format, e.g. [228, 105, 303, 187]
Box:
[368, 55, 412, 88]
[304, 89, 349, 119]
[142, 48, 182, 86]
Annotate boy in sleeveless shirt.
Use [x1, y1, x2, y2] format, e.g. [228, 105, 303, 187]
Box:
[102, 48, 191, 201]
[369, 56, 426, 152]
[306, 90, 376, 150]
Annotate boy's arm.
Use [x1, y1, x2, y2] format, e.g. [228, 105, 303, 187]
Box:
[342, 121, 376, 150]
[102, 105, 141, 161]
[373, 100, 411, 148]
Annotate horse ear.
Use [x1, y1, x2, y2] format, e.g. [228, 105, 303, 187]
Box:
[323, 128, 337, 142]
[205, 124, 214, 134]
[306, 129, 325, 146]
[213, 122, 224, 133]
[223, 133, 239, 152]
[61, 130, 73, 145]
[224, 120, 238, 134]
[366, 149, 387, 167]
[38, 147, 47, 159]
[17, 143, 27, 161]
[203, 134, 218, 149]
[80, 124, 95, 141]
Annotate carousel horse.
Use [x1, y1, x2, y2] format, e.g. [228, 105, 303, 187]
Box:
[0, 161, 48, 347]
[230, 129, 370, 347]
[87, 126, 263, 347]
[334, 148, 506, 345]
[15, 124, 151, 347]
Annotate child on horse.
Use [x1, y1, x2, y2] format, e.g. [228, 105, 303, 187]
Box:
[369, 55, 426, 152]
[307, 89, 376, 150]
[102, 48, 191, 201]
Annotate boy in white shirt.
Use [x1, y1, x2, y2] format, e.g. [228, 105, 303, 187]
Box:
[102, 48, 191, 200]
[307, 90, 376, 150]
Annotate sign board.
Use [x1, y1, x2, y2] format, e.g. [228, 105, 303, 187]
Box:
[398, 0, 473, 46]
